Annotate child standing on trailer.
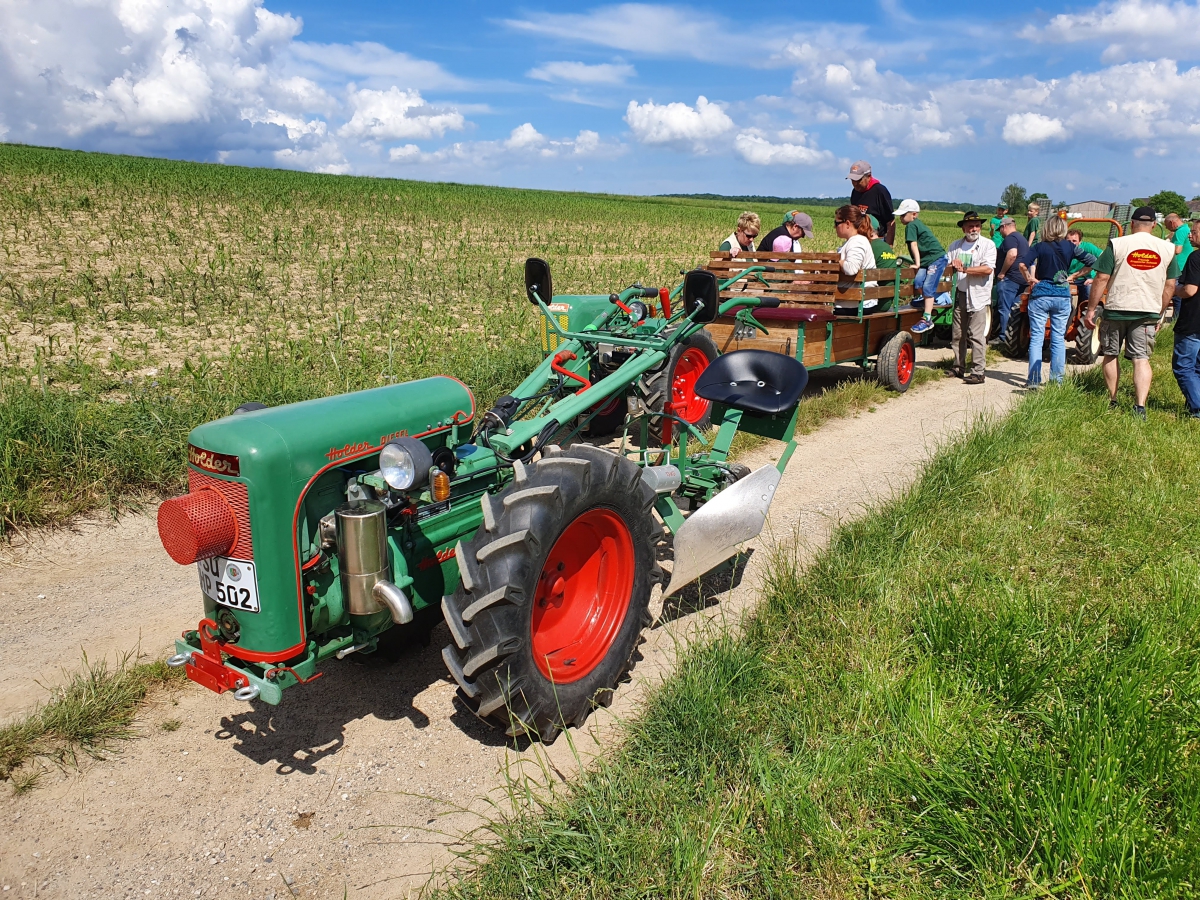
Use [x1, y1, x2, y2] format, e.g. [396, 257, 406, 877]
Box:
[897, 199, 948, 335]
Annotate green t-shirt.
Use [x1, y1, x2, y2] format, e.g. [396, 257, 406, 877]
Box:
[904, 218, 945, 266]
[1024, 216, 1042, 243]
[871, 238, 898, 269]
[1068, 241, 1103, 279]
[989, 216, 1004, 248]
[1093, 243, 1181, 320]
[1174, 224, 1193, 267]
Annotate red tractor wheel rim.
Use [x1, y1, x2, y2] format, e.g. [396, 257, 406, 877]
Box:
[897, 341, 915, 385]
[671, 348, 711, 423]
[531, 508, 635, 683]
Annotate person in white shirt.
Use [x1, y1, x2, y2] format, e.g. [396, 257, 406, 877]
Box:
[945, 211, 997, 384]
[833, 205, 877, 315]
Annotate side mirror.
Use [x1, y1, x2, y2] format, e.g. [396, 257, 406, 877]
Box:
[682, 269, 720, 323]
[525, 258, 552, 305]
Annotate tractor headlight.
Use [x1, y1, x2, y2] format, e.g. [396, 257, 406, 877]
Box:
[379, 437, 434, 492]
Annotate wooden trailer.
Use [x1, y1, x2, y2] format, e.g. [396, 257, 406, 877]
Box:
[702, 251, 935, 391]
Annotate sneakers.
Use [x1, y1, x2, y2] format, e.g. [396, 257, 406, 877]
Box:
[1133, 405, 1147, 420]
[911, 317, 934, 335]
[963, 373, 985, 385]
[933, 292, 953, 308]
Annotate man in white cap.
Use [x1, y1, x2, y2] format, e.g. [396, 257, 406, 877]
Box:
[849, 160, 895, 244]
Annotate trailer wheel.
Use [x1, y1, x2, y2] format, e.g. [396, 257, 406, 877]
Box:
[639, 331, 718, 441]
[441, 445, 661, 742]
[877, 331, 916, 392]
[585, 393, 628, 437]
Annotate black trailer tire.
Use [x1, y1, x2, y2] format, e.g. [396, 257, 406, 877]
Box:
[585, 393, 628, 437]
[1000, 310, 1029, 359]
[877, 331, 916, 392]
[441, 445, 661, 742]
[639, 330, 719, 441]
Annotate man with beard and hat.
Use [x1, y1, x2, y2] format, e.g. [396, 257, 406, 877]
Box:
[945, 211, 997, 384]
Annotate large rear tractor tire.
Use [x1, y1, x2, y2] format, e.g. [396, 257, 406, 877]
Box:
[1000, 310, 1029, 359]
[441, 445, 661, 742]
[877, 331, 916, 392]
[1073, 316, 1101, 365]
[639, 331, 718, 441]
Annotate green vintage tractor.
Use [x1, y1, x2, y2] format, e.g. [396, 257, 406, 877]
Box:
[159, 261, 808, 740]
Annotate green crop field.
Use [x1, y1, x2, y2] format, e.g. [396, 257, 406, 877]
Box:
[0, 143, 1032, 531]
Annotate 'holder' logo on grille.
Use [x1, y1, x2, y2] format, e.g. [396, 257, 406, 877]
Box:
[189, 445, 241, 477]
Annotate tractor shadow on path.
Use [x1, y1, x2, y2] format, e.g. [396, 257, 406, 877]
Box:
[654, 548, 752, 628]
[211, 623, 471, 774]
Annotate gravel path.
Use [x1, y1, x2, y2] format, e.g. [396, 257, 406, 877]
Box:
[0, 349, 1032, 899]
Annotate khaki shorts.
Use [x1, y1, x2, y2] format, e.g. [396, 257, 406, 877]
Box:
[1099, 318, 1157, 360]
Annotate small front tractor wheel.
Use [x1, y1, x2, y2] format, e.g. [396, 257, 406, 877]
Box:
[442, 445, 661, 741]
[877, 331, 916, 392]
[639, 331, 718, 441]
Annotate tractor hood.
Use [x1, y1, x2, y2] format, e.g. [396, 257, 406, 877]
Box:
[187, 376, 476, 486]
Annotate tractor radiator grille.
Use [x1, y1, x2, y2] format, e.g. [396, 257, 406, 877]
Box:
[540, 314, 570, 353]
[188, 470, 253, 560]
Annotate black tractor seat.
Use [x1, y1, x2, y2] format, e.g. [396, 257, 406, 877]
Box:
[693, 350, 809, 416]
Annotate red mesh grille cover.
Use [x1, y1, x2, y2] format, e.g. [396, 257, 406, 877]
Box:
[188, 470, 253, 560]
[158, 490, 236, 565]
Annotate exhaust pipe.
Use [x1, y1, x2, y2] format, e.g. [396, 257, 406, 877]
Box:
[373, 579, 414, 625]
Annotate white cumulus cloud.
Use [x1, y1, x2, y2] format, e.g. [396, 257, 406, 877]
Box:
[624, 95, 733, 152]
[734, 129, 833, 166]
[1002, 112, 1068, 145]
[1025, 0, 1200, 62]
[338, 86, 464, 141]
[527, 61, 636, 84]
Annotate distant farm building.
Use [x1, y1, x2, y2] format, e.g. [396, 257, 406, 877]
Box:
[1067, 200, 1115, 219]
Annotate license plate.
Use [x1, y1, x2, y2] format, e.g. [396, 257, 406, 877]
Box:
[197, 557, 260, 613]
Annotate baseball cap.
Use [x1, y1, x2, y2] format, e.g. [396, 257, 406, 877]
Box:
[868, 215, 880, 233]
[1132, 205, 1157, 222]
[999, 215, 1015, 227]
[847, 160, 871, 181]
[783, 210, 814, 237]
[895, 198, 920, 216]
[996, 203, 1009, 210]
[772, 234, 794, 253]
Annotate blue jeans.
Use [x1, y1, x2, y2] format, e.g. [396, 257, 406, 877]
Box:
[1027, 286, 1071, 385]
[914, 256, 948, 300]
[1173, 332, 1200, 413]
[996, 277, 1024, 337]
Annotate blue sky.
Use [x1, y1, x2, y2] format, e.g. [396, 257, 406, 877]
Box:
[2, 0, 1199, 203]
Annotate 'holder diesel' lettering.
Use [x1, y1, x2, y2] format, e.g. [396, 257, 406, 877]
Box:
[188, 445, 241, 477]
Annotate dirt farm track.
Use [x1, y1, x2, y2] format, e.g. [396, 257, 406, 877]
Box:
[0, 350, 1031, 899]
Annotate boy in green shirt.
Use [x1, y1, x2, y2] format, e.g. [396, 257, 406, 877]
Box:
[1067, 226, 1102, 306]
[895, 199, 947, 335]
[1024, 201, 1042, 245]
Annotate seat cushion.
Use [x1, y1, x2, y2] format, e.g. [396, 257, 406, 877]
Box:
[693, 350, 809, 416]
[724, 305, 835, 324]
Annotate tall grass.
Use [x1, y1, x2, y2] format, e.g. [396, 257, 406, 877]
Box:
[0, 144, 970, 530]
[435, 335, 1200, 898]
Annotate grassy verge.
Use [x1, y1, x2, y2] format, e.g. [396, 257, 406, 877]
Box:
[438, 334, 1200, 897]
[1, 653, 187, 791]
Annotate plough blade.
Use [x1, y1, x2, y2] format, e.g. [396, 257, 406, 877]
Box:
[663, 464, 781, 597]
